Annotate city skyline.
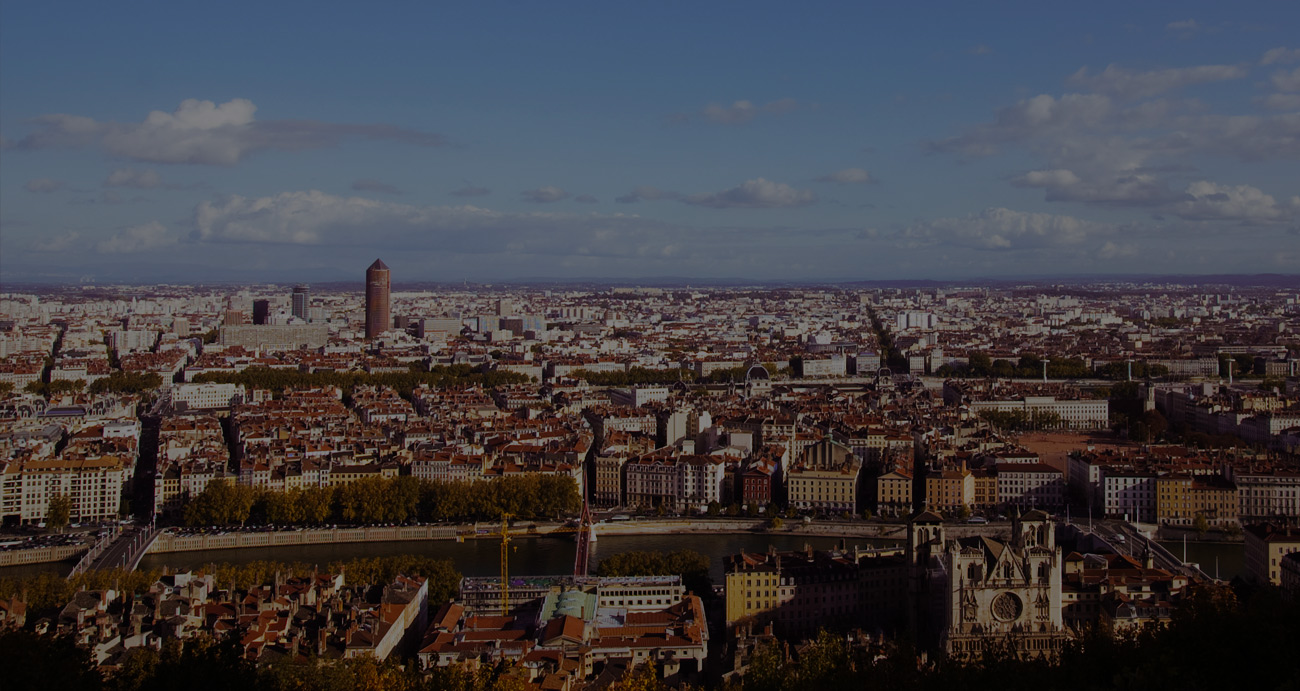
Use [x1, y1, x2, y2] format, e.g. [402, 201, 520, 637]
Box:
[2, 1, 1298, 284]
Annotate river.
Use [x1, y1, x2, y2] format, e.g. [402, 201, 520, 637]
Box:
[1157, 540, 1244, 581]
[2, 534, 1247, 584]
[132, 533, 895, 584]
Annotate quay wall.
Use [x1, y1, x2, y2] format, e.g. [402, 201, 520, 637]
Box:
[0, 544, 87, 567]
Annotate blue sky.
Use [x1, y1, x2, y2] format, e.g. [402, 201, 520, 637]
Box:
[2, 1, 1297, 283]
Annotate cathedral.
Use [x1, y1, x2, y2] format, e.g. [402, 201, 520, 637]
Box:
[907, 509, 1068, 658]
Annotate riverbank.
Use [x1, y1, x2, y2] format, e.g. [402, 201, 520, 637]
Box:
[0, 544, 87, 567]
[1156, 524, 1245, 543]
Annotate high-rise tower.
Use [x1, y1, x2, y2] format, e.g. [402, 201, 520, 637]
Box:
[365, 259, 390, 340]
[252, 299, 270, 325]
[291, 284, 310, 321]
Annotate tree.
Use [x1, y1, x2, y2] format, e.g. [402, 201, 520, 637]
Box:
[1194, 513, 1209, 536]
[46, 494, 72, 532]
[184, 479, 255, 526]
[263, 490, 305, 525]
[1142, 409, 1168, 441]
[0, 630, 102, 691]
[88, 371, 163, 395]
[597, 549, 712, 597]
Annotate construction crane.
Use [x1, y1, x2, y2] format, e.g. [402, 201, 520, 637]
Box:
[496, 501, 594, 616]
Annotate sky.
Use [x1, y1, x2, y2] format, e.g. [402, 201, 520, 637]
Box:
[2, 1, 1298, 284]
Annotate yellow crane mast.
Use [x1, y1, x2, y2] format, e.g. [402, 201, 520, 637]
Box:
[496, 511, 592, 616]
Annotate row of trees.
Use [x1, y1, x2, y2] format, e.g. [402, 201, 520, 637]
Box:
[594, 548, 713, 598]
[937, 353, 1171, 381]
[569, 364, 780, 387]
[975, 408, 1064, 431]
[864, 305, 909, 373]
[182, 474, 582, 527]
[568, 367, 696, 386]
[192, 365, 529, 398]
[17, 371, 164, 398]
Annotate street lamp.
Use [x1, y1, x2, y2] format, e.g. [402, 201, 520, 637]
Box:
[1041, 359, 1050, 384]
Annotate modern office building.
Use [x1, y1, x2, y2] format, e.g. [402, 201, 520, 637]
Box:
[365, 259, 391, 340]
[251, 299, 270, 325]
[291, 285, 310, 321]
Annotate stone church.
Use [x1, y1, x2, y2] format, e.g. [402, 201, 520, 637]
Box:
[907, 509, 1068, 658]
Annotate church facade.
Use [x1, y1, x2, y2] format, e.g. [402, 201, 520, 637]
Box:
[908, 509, 1068, 658]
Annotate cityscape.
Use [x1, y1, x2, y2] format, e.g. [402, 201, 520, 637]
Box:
[2, 2, 1299, 690]
[1, 266, 1298, 689]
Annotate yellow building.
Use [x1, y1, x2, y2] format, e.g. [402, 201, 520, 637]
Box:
[876, 469, 913, 516]
[723, 545, 907, 639]
[972, 469, 998, 510]
[328, 464, 399, 486]
[787, 438, 860, 514]
[925, 466, 973, 512]
[1157, 475, 1238, 526]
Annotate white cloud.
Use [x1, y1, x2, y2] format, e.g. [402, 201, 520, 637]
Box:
[1166, 19, 1202, 38]
[900, 208, 1116, 250]
[450, 184, 490, 197]
[698, 98, 800, 125]
[30, 232, 81, 252]
[1096, 241, 1138, 259]
[1011, 168, 1177, 205]
[95, 221, 177, 253]
[928, 93, 1116, 156]
[1261, 47, 1300, 66]
[1159, 112, 1300, 160]
[616, 186, 681, 204]
[191, 190, 654, 248]
[185, 189, 866, 273]
[9, 98, 442, 165]
[25, 178, 65, 193]
[1258, 93, 1300, 111]
[684, 178, 817, 209]
[351, 179, 402, 195]
[815, 168, 875, 184]
[521, 186, 569, 203]
[1169, 181, 1299, 223]
[574, 194, 598, 204]
[1067, 64, 1246, 99]
[1271, 67, 1300, 92]
[105, 168, 162, 189]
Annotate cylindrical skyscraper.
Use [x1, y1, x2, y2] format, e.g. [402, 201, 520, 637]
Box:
[365, 259, 390, 340]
